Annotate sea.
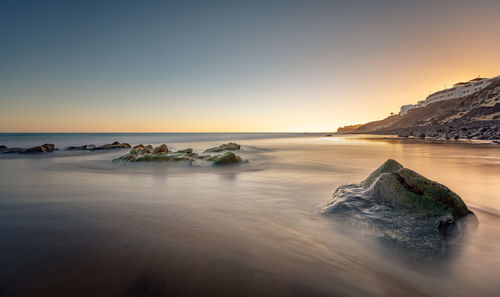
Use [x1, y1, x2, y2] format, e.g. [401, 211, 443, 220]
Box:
[0, 133, 499, 297]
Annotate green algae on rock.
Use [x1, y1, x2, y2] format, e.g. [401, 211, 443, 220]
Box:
[113, 144, 246, 166]
[359, 159, 470, 219]
[322, 159, 475, 251]
[208, 152, 243, 165]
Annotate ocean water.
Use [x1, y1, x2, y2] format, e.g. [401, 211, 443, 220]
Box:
[1, 133, 499, 297]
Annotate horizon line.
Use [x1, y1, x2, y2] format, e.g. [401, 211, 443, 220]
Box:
[0, 131, 332, 134]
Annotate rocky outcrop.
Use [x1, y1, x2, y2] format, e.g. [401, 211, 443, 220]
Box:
[204, 142, 241, 153]
[152, 144, 168, 153]
[337, 124, 362, 133]
[114, 144, 246, 166]
[322, 159, 476, 251]
[0, 144, 56, 154]
[65, 141, 131, 151]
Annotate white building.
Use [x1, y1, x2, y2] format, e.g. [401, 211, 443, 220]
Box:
[400, 76, 497, 115]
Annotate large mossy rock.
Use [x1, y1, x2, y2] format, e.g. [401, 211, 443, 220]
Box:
[322, 159, 475, 251]
[362, 160, 470, 219]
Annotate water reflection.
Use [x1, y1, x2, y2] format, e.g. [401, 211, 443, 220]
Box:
[0, 135, 499, 296]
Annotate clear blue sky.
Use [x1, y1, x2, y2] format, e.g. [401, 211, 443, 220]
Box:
[1, 0, 499, 132]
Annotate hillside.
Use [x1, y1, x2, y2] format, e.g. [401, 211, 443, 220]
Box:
[353, 78, 500, 140]
[337, 124, 362, 133]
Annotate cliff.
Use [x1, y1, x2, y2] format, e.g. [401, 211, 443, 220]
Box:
[337, 124, 362, 133]
[351, 78, 500, 140]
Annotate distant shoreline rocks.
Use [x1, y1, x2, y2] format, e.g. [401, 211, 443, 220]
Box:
[65, 141, 131, 151]
[322, 159, 477, 251]
[1, 141, 134, 155]
[390, 121, 500, 142]
[0, 143, 56, 154]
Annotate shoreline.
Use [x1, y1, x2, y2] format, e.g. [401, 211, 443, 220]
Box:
[334, 132, 500, 146]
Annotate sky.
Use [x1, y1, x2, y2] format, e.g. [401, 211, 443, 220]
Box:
[1, 0, 500, 132]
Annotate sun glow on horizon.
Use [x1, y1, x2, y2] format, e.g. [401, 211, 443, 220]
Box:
[1, 1, 500, 132]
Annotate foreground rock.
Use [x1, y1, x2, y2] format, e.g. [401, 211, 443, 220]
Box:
[322, 159, 476, 251]
[114, 144, 245, 166]
[65, 141, 131, 151]
[0, 144, 56, 154]
[204, 142, 241, 153]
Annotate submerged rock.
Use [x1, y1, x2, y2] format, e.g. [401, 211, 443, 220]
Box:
[322, 159, 476, 251]
[204, 142, 241, 153]
[114, 144, 246, 166]
[175, 148, 193, 154]
[0, 147, 24, 154]
[93, 141, 131, 150]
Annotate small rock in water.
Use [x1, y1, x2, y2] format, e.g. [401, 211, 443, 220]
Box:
[23, 144, 56, 153]
[322, 159, 476, 251]
[152, 144, 169, 153]
[175, 148, 193, 154]
[1, 147, 24, 154]
[204, 142, 241, 153]
[65, 144, 96, 151]
[93, 141, 131, 150]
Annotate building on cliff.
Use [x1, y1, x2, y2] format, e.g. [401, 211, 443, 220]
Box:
[400, 76, 500, 115]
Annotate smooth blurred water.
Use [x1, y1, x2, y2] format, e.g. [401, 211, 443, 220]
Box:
[0, 134, 499, 297]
